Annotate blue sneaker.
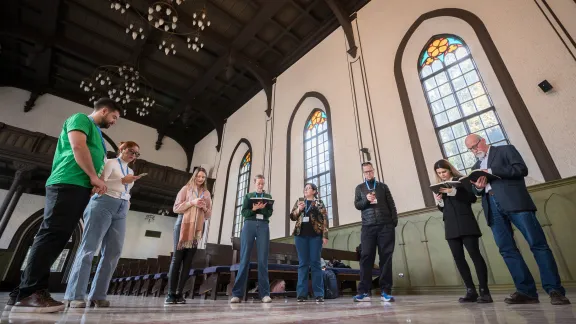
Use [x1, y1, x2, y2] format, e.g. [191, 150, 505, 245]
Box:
[381, 292, 395, 302]
[353, 293, 371, 302]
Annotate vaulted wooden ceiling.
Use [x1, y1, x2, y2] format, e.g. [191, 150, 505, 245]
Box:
[0, 0, 369, 161]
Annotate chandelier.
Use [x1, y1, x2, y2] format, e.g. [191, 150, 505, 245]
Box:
[110, 0, 211, 56]
[80, 64, 155, 117]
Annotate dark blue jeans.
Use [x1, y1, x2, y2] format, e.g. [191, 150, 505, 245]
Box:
[232, 219, 270, 298]
[294, 235, 324, 298]
[488, 195, 565, 298]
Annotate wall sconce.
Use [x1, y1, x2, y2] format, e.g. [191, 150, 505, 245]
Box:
[360, 148, 371, 162]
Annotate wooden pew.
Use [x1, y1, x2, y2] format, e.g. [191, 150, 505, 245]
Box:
[229, 238, 376, 299]
[130, 258, 157, 295]
[150, 254, 172, 297]
[196, 243, 234, 300]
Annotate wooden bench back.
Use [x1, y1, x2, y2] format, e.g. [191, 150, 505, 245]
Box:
[231, 237, 299, 265]
[205, 243, 233, 267]
[231, 237, 358, 265]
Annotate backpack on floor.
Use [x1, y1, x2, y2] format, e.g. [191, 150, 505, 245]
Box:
[323, 269, 339, 299]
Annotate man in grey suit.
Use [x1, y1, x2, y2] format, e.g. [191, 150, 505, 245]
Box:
[464, 134, 569, 305]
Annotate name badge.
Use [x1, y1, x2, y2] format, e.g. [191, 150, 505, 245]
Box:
[121, 192, 128, 200]
[256, 214, 264, 220]
[302, 217, 310, 223]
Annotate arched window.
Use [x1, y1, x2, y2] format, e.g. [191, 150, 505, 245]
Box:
[304, 110, 334, 226]
[232, 151, 251, 238]
[419, 35, 509, 174]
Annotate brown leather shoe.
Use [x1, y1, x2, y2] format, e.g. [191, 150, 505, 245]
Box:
[550, 291, 571, 305]
[11, 290, 66, 313]
[504, 292, 539, 304]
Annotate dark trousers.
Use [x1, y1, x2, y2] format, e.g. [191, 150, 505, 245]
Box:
[167, 215, 197, 294]
[446, 236, 489, 292]
[358, 224, 395, 294]
[18, 184, 92, 300]
[488, 195, 564, 297]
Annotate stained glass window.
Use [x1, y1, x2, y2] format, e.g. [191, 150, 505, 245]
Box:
[418, 35, 509, 174]
[233, 150, 251, 238]
[304, 109, 334, 226]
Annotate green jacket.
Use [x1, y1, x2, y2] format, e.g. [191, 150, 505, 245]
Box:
[241, 192, 273, 222]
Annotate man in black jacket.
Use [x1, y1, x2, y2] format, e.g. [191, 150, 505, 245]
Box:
[353, 162, 397, 302]
[465, 134, 570, 305]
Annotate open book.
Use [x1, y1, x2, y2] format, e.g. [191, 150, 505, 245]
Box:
[460, 169, 501, 183]
[429, 181, 464, 194]
[250, 197, 275, 207]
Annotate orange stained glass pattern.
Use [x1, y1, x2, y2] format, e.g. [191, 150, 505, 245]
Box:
[307, 110, 327, 130]
[242, 152, 251, 167]
[420, 36, 463, 67]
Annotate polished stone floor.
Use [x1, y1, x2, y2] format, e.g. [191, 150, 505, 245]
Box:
[1, 293, 575, 323]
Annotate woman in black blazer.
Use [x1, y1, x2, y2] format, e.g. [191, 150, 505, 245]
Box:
[433, 159, 492, 303]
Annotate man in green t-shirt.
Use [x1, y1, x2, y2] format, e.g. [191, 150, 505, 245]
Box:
[10, 98, 121, 314]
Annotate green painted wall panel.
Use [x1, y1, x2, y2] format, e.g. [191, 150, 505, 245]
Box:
[274, 177, 576, 291]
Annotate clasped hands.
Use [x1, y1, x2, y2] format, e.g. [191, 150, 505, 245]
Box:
[192, 198, 209, 213]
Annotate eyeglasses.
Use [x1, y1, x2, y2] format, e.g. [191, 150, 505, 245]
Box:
[363, 169, 374, 174]
[127, 149, 140, 157]
[467, 139, 482, 152]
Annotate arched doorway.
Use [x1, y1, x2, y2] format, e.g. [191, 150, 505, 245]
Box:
[3, 209, 83, 292]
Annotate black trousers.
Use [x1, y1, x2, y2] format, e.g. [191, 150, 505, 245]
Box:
[358, 224, 395, 294]
[18, 184, 92, 300]
[167, 215, 197, 294]
[447, 235, 489, 292]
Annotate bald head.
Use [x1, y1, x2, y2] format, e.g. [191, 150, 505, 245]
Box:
[465, 134, 489, 159]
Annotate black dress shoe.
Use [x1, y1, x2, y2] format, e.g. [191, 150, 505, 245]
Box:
[459, 288, 479, 303]
[175, 294, 186, 304]
[549, 291, 571, 305]
[504, 292, 539, 304]
[164, 294, 177, 305]
[477, 288, 493, 303]
[297, 296, 307, 302]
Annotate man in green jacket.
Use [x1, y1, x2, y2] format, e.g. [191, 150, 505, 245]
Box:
[230, 174, 273, 303]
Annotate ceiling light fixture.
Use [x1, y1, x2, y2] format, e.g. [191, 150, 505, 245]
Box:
[110, 0, 211, 56]
[80, 64, 156, 117]
[109, 0, 130, 14]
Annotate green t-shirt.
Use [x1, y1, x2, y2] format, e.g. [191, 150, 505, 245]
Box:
[46, 113, 106, 188]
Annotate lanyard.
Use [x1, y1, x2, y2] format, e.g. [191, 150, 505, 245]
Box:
[255, 192, 264, 198]
[88, 116, 107, 155]
[117, 158, 130, 193]
[365, 178, 377, 191]
[304, 200, 313, 215]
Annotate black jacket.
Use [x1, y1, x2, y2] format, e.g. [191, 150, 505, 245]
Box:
[437, 177, 481, 240]
[354, 179, 398, 226]
[472, 145, 536, 226]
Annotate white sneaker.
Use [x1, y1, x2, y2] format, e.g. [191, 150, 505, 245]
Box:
[261, 296, 272, 303]
[230, 297, 240, 303]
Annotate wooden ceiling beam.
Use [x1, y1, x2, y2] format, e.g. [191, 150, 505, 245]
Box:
[17, 0, 64, 111]
[164, 1, 288, 131]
